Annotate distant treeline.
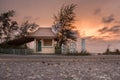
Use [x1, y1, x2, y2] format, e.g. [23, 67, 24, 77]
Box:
[102, 48, 120, 55]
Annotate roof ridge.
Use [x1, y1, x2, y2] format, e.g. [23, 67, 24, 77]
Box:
[39, 27, 51, 29]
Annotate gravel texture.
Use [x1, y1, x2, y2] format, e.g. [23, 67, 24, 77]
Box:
[0, 55, 120, 80]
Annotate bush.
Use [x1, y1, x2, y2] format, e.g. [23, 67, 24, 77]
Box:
[66, 51, 91, 56]
[103, 49, 120, 55]
[55, 46, 61, 54]
[0, 44, 26, 49]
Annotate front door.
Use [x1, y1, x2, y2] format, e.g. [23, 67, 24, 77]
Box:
[38, 40, 41, 51]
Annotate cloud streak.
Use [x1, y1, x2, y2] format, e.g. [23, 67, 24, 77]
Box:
[98, 25, 120, 34]
[94, 8, 101, 15]
[102, 14, 115, 23]
[23, 16, 32, 20]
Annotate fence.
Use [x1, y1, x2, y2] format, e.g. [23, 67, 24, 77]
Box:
[0, 48, 33, 54]
[61, 43, 77, 54]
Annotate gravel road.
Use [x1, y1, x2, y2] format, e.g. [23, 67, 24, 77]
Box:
[0, 55, 120, 80]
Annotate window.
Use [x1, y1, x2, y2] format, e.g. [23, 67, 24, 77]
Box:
[43, 39, 52, 46]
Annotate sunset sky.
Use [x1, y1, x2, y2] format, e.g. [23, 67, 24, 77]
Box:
[0, 0, 120, 53]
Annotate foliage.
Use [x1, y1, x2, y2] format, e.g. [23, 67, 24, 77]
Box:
[0, 10, 39, 54]
[103, 48, 120, 55]
[55, 45, 62, 54]
[53, 4, 77, 47]
[0, 10, 39, 47]
[115, 49, 120, 53]
[19, 21, 39, 37]
[0, 10, 19, 42]
[105, 48, 110, 54]
[0, 44, 26, 49]
[66, 51, 91, 56]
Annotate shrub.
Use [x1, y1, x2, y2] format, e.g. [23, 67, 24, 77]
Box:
[66, 51, 91, 56]
[103, 48, 120, 55]
[55, 46, 61, 54]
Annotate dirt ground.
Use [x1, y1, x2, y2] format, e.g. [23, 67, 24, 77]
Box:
[0, 55, 120, 80]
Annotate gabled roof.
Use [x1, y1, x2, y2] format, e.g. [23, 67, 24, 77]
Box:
[27, 27, 56, 39]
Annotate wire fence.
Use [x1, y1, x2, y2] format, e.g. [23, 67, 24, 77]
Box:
[0, 48, 33, 54]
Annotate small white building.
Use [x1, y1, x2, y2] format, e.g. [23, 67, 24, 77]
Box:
[27, 27, 56, 54]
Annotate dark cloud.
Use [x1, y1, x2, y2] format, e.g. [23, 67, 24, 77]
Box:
[34, 17, 40, 20]
[94, 9, 115, 24]
[115, 21, 120, 24]
[89, 36, 105, 41]
[109, 25, 120, 33]
[98, 25, 120, 34]
[82, 36, 93, 39]
[94, 8, 101, 15]
[23, 16, 41, 22]
[102, 14, 115, 23]
[115, 34, 120, 36]
[98, 27, 108, 34]
[23, 16, 32, 20]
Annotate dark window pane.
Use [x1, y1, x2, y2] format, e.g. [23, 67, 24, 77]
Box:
[43, 39, 52, 46]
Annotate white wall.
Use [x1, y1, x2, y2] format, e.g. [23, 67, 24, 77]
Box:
[27, 41, 35, 50]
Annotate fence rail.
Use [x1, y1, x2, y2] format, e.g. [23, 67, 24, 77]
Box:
[0, 48, 33, 54]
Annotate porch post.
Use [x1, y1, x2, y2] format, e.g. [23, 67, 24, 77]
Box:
[34, 39, 37, 53]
